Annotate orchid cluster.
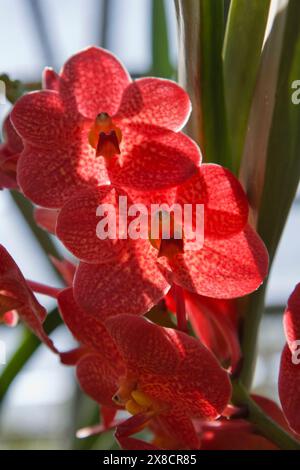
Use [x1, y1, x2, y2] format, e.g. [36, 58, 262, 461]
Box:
[0, 46, 299, 450]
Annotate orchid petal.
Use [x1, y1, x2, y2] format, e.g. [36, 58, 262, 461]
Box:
[116, 77, 191, 131]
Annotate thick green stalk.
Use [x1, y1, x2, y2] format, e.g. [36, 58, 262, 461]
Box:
[232, 381, 300, 450]
[199, 0, 230, 166]
[238, 0, 300, 389]
[151, 0, 173, 78]
[256, 3, 300, 265]
[175, 0, 230, 167]
[223, 0, 271, 174]
[99, 0, 110, 48]
[238, 285, 267, 388]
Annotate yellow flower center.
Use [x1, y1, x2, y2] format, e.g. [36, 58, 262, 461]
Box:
[125, 390, 156, 415]
[112, 382, 161, 417]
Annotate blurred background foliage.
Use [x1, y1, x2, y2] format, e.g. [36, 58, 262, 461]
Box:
[0, 0, 300, 449]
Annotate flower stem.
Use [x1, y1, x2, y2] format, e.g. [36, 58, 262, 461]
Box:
[174, 284, 188, 332]
[26, 280, 62, 299]
[232, 381, 300, 450]
[238, 283, 267, 389]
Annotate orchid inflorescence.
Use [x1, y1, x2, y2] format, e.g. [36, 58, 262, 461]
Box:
[0, 46, 299, 450]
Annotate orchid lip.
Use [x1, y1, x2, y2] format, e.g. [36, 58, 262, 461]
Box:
[97, 130, 121, 157]
[149, 210, 185, 259]
[112, 384, 162, 418]
[125, 389, 163, 417]
[88, 112, 122, 159]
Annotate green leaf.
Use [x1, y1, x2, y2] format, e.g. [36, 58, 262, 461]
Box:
[256, 1, 300, 264]
[175, 0, 230, 167]
[238, 0, 300, 389]
[150, 0, 173, 78]
[232, 381, 300, 450]
[223, 0, 271, 174]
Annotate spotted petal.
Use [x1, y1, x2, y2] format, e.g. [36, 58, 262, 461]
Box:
[159, 225, 269, 299]
[77, 353, 124, 408]
[74, 240, 170, 319]
[0, 245, 56, 351]
[42, 67, 60, 91]
[283, 283, 300, 351]
[56, 186, 129, 263]
[154, 412, 200, 449]
[58, 288, 123, 365]
[278, 344, 300, 435]
[106, 315, 232, 420]
[59, 46, 131, 118]
[279, 284, 300, 435]
[11, 90, 76, 148]
[116, 78, 191, 131]
[17, 138, 109, 209]
[108, 123, 201, 191]
[177, 164, 249, 239]
[185, 292, 240, 372]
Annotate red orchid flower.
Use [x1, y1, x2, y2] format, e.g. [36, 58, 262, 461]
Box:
[10, 46, 200, 209]
[0, 114, 23, 189]
[58, 288, 232, 450]
[0, 245, 56, 351]
[279, 283, 300, 435]
[56, 185, 171, 319]
[55, 163, 268, 321]
[0, 68, 59, 191]
[157, 165, 269, 299]
[165, 287, 241, 374]
[201, 421, 278, 450]
[202, 394, 297, 450]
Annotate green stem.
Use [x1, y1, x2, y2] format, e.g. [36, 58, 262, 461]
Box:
[199, 0, 231, 167]
[223, 0, 271, 174]
[175, 0, 231, 168]
[232, 381, 300, 450]
[237, 0, 300, 390]
[0, 309, 61, 404]
[238, 283, 267, 389]
[151, 0, 173, 78]
[99, 0, 110, 48]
